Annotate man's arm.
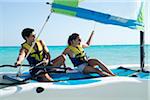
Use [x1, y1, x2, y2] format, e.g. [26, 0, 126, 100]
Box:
[15, 48, 26, 66]
[40, 40, 51, 63]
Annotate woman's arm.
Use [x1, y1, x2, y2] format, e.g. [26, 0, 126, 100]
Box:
[62, 48, 74, 58]
[82, 31, 94, 48]
[62, 48, 69, 56]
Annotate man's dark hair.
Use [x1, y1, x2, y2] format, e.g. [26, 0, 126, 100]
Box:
[21, 28, 34, 40]
[68, 33, 79, 45]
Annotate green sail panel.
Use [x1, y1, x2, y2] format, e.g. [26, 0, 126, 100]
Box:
[52, 0, 78, 16]
[53, 0, 78, 7]
[52, 8, 77, 16]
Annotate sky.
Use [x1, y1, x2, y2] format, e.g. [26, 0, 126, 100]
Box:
[0, 0, 150, 46]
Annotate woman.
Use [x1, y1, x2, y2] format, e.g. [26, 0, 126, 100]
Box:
[62, 32, 115, 76]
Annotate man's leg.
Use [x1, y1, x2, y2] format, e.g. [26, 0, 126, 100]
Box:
[36, 73, 53, 82]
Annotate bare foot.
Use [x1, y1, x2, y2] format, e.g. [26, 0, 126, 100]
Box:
[111, 74, 117, 76]
[100, 73, 110, 77]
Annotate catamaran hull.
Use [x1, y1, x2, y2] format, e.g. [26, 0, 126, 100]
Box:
[0, 65, 150, 100]
[0, 77, 149, 100]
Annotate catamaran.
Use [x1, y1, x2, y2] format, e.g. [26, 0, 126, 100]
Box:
[0, 64, 149, 100]
[0, 0, 149, 100]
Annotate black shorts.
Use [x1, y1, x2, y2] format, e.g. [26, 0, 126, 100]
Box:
[29, 61, 54, 77]
[29, 67, 48, 77]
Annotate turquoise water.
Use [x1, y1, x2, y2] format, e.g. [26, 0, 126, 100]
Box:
[0, 45, 149, 72]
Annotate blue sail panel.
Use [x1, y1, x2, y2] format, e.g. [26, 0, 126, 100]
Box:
[52, 3, 143, 29]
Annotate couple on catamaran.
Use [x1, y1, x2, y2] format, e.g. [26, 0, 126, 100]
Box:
[15, 28, 115, 82]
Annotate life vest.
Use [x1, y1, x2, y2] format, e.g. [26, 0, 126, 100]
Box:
[22, 40, 45, 65]
[68, 45, 87, 66]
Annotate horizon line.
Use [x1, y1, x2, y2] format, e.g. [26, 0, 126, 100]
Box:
[0, 44, 150, 47]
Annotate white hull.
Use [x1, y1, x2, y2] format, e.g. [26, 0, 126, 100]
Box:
[0, 64, 150, 100]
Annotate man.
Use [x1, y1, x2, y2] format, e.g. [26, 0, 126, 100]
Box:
[15, 28, 66, 82]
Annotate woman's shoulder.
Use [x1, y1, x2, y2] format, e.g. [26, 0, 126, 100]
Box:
[65, 47, 71, 51]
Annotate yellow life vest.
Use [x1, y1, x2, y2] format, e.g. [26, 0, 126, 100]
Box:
[22, 40, 44, 62]
[68, 45, 86, 59]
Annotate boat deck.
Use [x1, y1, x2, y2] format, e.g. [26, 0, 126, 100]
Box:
[2, 66, 150, 85]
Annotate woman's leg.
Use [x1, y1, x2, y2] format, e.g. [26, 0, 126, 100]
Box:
[83, 66, 110, 77]
[88, 59, 115, 76]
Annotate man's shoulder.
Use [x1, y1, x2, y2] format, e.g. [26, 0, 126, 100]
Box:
[38, 40, 46, 47]
[38, 39, 43, 42]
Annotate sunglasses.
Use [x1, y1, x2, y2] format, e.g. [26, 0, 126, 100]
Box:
[77, 38, 81, 42]
[30, 34, 36, 37]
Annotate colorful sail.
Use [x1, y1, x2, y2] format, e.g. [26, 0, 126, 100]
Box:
[51, 0, 143, 30]
[136, 2, 144, 31]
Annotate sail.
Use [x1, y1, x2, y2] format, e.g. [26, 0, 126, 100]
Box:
[136, 2, 144, 31]
[51, 0, 144, 30]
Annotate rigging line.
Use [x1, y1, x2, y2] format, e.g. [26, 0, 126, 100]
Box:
[90, 21, 96, 35]
[93, 21, 96, 31]
[17, 11, 53, 77]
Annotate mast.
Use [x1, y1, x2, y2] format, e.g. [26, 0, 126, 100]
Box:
[140, 31, 145, 72]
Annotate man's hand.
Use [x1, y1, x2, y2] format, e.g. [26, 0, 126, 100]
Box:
[42, 58, 49, 66]
[14, 62, 21, 68]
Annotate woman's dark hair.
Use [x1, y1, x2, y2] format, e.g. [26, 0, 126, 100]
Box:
[68, 33, 79, 45]
[21, 28, 34, 40]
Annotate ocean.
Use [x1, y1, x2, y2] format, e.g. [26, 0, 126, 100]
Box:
[0, 45, 149, 72]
